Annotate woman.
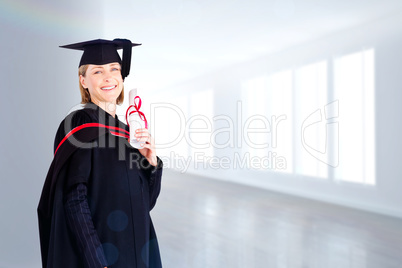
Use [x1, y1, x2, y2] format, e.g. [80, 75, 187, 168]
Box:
[38, 39, 163, 268]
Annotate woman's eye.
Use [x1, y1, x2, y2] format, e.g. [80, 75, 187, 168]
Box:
[112, 68, 120, 71]
[94, 71, 102, 74]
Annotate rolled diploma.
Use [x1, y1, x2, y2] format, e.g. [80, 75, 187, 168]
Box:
[128, 88, 145, 149]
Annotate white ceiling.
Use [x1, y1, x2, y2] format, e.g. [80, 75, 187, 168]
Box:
[101, 0, 402, 90]
[3, 0, 402, 90]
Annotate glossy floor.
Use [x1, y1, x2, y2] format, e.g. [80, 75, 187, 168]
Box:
[152, 170, 402, 268]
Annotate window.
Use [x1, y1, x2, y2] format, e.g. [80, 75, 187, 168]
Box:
[242, 70, 292, 172]
[294, 61, 329, 178]
[333, 49, 376, 184]
[241, 48, 376, 185]
[153, 96, 189, 159]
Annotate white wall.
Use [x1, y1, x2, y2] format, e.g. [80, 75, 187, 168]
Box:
[0, 1, 104, 266]
[153, 12, 402, 219]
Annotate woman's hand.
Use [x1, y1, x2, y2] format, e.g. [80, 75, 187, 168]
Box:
[134, 128, 158, 166]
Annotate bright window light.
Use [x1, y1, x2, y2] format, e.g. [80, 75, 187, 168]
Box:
[294, 61, 329, 178]
[242, 70, 293, 173]
[154, 96, 189, 159]
[334, 49, 376, 185]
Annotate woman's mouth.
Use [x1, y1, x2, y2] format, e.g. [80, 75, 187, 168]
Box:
[101, 85, 117, 91]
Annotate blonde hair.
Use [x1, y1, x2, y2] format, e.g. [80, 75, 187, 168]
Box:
[78, 64, 124, 105]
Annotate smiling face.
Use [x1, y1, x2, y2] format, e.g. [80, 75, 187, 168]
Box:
[80, 62, 124, 106]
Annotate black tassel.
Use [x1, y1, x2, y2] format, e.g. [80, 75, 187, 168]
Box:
[114, 38, 132, 80]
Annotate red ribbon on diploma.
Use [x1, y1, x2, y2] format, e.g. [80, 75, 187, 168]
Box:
[125, 96, 148, 129]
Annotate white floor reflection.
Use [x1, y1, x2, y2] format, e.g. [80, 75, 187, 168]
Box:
[153, 170, 402, 268]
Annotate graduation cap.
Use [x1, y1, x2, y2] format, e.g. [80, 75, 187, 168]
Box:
[60, 39, 141, 79]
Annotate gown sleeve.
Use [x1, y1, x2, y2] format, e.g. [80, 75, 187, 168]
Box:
[147, 156, 163, 210]
[64, 148, 108, 268]
[65, 183, 108, 268]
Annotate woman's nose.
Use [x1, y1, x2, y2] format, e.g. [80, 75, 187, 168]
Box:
[104, 71, 113, 81]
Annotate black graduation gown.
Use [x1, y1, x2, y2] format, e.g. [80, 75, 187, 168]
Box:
[38, 104, 163, 268]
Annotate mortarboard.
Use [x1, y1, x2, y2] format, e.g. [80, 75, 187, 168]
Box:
[60, 39, 141, 79]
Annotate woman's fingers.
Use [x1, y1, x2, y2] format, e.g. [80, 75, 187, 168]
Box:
[135, 128, 148, 134]
[140, 142, 152, 149]
[136, 136, 149, 142]
[134, 129, 155, 148]
[135, 128, 157, 166]
[135, 128, 152, 143]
